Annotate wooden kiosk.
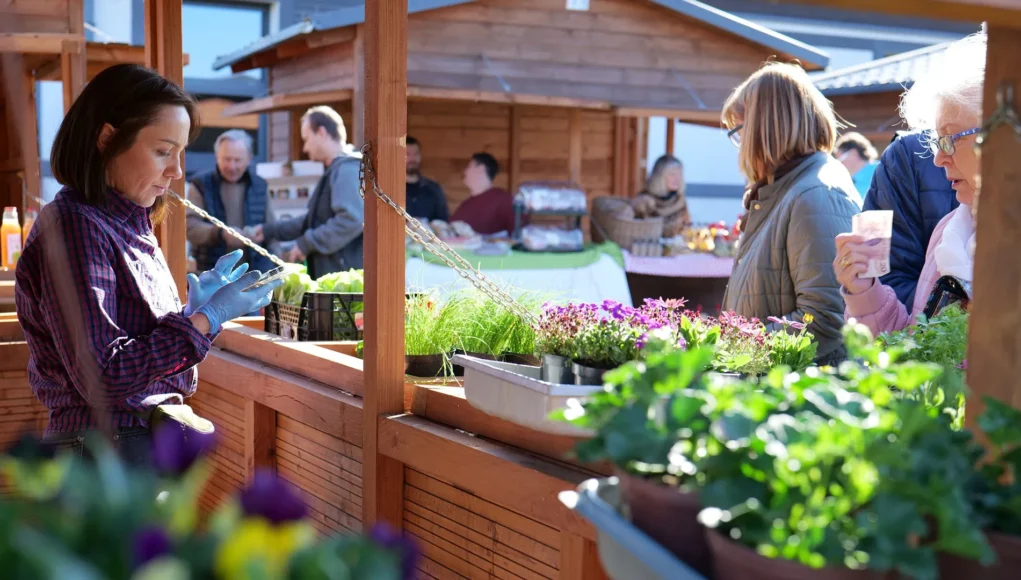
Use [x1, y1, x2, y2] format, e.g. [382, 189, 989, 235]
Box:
[2, 0, 1021, 578]
[212, 0, 828, 207]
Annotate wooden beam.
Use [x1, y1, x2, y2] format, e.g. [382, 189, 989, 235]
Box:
[0, 33, 84, 55]
[220, 89, 354, 118]
[290, 109, 304, 160]
[965, 24, 1021, 431]
[509, 105, 521, 193]
[773, 0, 1021, 28]
[362, 0, 408, 531]
[408, 86, 611, 110]
[145, 0, 187, 298]
[615, 107, 721, 126]
[21, 71, 41, 215]
[569, 109, 583, 185]
[666, 118, 676, 156]
[243, 400, 277, 475]
[612, 116, 629, 197]
[61, 0, 86, 112]
[631, 118, 647, 195]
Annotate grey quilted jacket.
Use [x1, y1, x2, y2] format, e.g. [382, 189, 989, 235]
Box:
[723, 152, 863, 364]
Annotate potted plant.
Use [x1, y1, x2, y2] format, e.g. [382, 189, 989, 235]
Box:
[405, 294, 458, 378]
[571, 300, 657, 385]
[535, 302, 600, 383]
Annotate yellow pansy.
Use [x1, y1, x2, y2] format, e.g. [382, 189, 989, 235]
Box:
[215, 517, 316, 580]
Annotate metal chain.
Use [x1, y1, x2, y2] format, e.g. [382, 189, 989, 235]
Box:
[975, 82, 1021, 149]
[358, 142, 538, 323]
[169, 190, 288, 268]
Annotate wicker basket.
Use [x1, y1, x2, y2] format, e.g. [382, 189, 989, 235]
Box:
[590, 196, 664, 251]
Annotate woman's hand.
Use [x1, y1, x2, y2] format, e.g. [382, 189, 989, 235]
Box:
[834, 233, 876, 295]
[184, 249, 249, 315]
[196, 271, 283, 332]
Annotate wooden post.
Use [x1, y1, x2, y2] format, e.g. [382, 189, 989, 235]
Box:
[60, 0, 86, 112]
[290, 110, 304, 160]
[569, 109, 583, 185]
[509, 105, 521, 193]
[666, 118, 676, 156]
[144, 0, 187, 297]
[630, 117, 647, 195]
[244, 400, 277, 475]
[612, 116, 629, 197]
[965, 24, 1021, 426]
[362, 0, 408, 529]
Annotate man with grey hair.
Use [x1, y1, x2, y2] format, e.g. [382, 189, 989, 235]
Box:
[186, 128, 276, 275]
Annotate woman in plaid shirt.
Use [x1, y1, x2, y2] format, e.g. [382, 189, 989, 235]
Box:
[14, 64, 280, 464]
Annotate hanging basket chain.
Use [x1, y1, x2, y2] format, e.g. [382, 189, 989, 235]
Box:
[169, 190, 288, 268]
[358, 142, 538, 323]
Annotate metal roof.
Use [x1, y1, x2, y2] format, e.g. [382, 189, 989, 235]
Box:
[813, 41, 952, 97]
[213, 0, 829, 72]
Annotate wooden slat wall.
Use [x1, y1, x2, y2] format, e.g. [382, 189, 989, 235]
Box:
[408, 101, 614, 212]
[276, 415, 363, 536]
[830, 91, 906, 152]
[270, 43, 356, 96]
[189, 381, 247, 513]
[0, 369, 48, 448]
[405, 468, 561, 580]
[0, 0, 73, 34]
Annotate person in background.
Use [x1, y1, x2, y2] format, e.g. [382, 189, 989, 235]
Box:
[405, 136, 449, 222]
[836, 30, 985, 336]
[834, 132, 880, 197]
[721, 61, 862, 365]
[860, 131, 959, 307]
[186, 129, 275, 276]
[449, 152, 515, 235]
[252, 106, 363, 278]
[14, 64, 279, 460]
[632, 154, 692, 238]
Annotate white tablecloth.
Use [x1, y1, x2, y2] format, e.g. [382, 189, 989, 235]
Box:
[623, 251, 734, 278]
[405, 254, 634, 306]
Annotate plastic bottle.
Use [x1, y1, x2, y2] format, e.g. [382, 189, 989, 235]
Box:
[21, 208, 36, 245]
[1, 207, 22, 269]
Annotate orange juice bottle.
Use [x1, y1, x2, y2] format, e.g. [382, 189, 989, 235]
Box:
[1, 207, 22, 269]
[21, 208, 36, 245]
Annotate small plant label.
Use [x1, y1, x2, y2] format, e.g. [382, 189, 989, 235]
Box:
[566, 0, 590, 11]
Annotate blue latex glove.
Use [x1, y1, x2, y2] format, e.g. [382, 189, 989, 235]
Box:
[196, 270, 284, 332]
[184, 250, 249, 316]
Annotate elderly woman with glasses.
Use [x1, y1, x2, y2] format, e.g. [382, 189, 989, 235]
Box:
[835, 30, 985, 336]
[721, 62, 862, 365]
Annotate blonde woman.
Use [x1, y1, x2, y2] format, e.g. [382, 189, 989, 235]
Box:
[632, 154, 691, 237]
[722, 62, 862, 364]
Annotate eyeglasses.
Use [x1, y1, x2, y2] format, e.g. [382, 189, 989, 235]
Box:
[929, 127, 980, 156]
[727, 124, 743, 147]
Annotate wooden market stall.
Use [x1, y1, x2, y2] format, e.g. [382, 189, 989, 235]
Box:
[814, 41, 950, 150]
[3, 0, 1021, 578]
[212, 0, 829, 209]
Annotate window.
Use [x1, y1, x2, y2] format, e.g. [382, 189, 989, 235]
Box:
[183, 2, 266, 79]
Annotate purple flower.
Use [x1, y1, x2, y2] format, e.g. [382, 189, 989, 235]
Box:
[240, 469, 307, 524]
[133, 526, 172, 569]
[369, 522, 422, 580]
[767, 316, 806, 331]
[151, 423, 217, 477]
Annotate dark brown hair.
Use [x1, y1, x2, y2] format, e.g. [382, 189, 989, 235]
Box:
[470, 152, 499, 180]
[301, 105, 346, 144]
[50, 63, 199, 224]
[834, 131, 879, 163]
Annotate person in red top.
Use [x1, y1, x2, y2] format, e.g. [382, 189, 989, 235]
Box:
[449, 152, 515, 235]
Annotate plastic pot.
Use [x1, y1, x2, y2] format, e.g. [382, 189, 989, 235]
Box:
[572, 361, 610, 386]
[502, 352, 541, 367]
[451, 351, 497, 377]
[540, 354, 574, 384]
[404, 354, 446, 378]
[939, 530, 1021, 579]
[707, 529, 885, 580]
[617, 473, 713, 577]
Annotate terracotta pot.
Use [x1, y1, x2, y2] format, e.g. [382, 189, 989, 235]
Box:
[939, 530, 1021, 579]
[572, 361, 610, 385]
[540, 354, 574, 384]
[707, 529, 885, 580]
[404, 354, 445, 378]
[502, 352, 540, 366]
[617, 472, 713, 577]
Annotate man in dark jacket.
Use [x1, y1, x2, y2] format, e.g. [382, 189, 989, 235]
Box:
[863, 130, 958, 306]
[406, 136, 449, 222]
[253, 106, 363, 278]
[186, 129, 275, 275]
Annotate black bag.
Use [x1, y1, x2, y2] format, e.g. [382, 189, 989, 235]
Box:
[922, 275, 971, 319]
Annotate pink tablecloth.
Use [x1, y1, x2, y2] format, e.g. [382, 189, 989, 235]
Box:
[623, 251, 734, 278]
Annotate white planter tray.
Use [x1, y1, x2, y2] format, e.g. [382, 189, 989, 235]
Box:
[452, 354, 600, 436]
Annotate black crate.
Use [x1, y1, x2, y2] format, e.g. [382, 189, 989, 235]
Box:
[265, 292, 363, 341]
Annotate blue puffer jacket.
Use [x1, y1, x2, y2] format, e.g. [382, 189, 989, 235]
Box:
[863, 131, 959, 307]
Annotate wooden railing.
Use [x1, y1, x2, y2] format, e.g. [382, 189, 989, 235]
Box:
[0, 322, 611, 579]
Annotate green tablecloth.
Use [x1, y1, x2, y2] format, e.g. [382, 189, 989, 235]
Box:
[407, 242, 624, 270]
